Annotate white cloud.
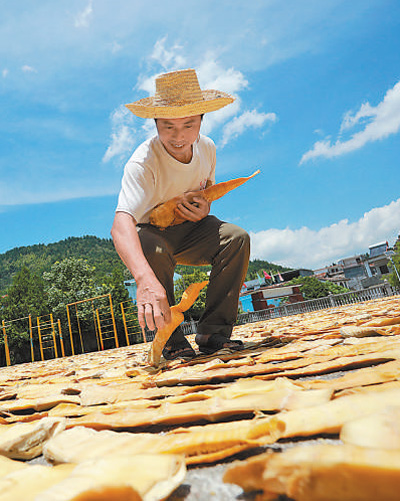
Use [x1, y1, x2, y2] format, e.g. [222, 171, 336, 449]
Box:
[150, 36, 186, 71]
[220, 109, 277, 147]
[196, 55, 249, 135]
[136, 37, 187, 95]
[74, 0, 93, 28]
[21, 65, 37, 73]
[250, 198, 400, 269]
[103, 106, 136, 163]
[2, 68, 9, 78]
[301, 80, 400, 164]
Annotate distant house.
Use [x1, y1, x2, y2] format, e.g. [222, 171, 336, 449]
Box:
[314, 263, 348, 288]
[315, 241, 392, 291]
[240, 283, 304, 312]
[239, 268, 312, 312]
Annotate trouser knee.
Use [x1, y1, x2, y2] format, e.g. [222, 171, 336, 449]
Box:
[224, 225, 250, 257]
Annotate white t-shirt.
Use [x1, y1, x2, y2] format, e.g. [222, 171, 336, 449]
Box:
[116, 134, 216, 224]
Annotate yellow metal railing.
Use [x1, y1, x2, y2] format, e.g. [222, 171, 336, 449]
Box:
[36, 313, 62, 360]
[120, 300, 142, 345]
[95, 302, 119, 350]
[67, 293, 118, 353]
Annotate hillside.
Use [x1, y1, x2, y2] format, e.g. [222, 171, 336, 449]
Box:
[0, 235, 290, 293]
[0, 236, 123, 293]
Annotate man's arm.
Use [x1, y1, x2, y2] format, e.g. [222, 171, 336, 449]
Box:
[110, 212, 171, 330]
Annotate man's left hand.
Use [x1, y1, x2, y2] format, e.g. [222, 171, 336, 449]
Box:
[175, 193, 210, 222]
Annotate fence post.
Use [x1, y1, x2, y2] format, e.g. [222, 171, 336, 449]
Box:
[2, 320, 11, 366]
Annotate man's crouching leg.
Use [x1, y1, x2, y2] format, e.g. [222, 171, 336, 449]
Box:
[195, 221, 250, 353]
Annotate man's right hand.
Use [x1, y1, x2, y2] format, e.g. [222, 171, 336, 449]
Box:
[136, 277, 171, 331]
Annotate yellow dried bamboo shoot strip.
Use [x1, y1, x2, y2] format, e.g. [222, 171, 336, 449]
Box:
[298, 359, 400, 392]
[0, 417, 65, 460]
[38, 454, 185, 501]
[0, 464, 75, 501]
[65, 384, 331, 431]
[280, 387, 400, 438]
[340, 406, 400, 450]
[149, 281, 208, 367]
[149, 170, 260, 228]
[224, 443, 400, 501]
[45, 416, 284, 466]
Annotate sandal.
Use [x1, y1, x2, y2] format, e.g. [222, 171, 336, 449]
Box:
[196, 333, 244, 355]
[162, 333, 196, 361]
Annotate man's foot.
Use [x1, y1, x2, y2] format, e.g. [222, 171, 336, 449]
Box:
[162, 336, 196, 361]
[195, 333, 244, 355]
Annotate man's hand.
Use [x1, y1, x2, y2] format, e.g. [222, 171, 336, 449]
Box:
[136, 277, 171, 332]
[175, 192, 210, 222]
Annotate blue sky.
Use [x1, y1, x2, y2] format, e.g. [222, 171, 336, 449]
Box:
[1, 0, 400, 269]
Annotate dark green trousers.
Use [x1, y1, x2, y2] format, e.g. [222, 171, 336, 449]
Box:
[137, 215, 250, 339]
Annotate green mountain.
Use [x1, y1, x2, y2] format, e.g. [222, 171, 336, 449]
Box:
[0, 236, 123, 293]
[0, 235, 290, 293]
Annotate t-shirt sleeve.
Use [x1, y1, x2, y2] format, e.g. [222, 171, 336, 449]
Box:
[116, 160, 155, 222]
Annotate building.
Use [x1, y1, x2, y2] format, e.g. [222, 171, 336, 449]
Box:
[315, 241, 392, 291]
[239, 283, 304, 312]
[238, 268, 312, 312]
[314, 263, 348, 288]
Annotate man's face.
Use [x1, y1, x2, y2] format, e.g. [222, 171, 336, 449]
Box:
[156, 115, 202, 163]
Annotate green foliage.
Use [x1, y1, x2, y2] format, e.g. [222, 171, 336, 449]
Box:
[1, 324, 31, 365]
[100, 267, 131, 306]
[1, 266, 47, 321]
[174, 269, 209, 321]
[43, 257, 97, 323]
[175, 264, 211, 276]
[0, 236, 129, 294]
[286, 276, 349, 300]
[388, 241, 400, 288]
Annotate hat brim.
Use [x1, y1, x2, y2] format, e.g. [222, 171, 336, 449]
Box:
[125, 90, 234, 119]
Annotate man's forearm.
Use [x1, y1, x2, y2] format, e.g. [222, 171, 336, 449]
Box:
[111, 211, 171, 330]
[110, 212, 155, 282]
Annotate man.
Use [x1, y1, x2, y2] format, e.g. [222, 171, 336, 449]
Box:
[111, 68, 250, 360]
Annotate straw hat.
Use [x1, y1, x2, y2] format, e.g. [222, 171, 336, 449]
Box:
[125, 68, 234, 119]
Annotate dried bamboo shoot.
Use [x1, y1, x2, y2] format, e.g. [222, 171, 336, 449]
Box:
[149, 170, 260, 228]
[149, 281, 208, 366]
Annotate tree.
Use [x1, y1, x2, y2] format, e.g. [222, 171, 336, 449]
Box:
[174, 269, 209, 321]
[388, 240, 400, 289]
[0, 267, 47, 365]
[1, 266, 47, 320]
[246, 259, 290, 281]
[43, 258, 99, 352]
[43, 258, 97, 320]
[286, 276, 348, 301]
